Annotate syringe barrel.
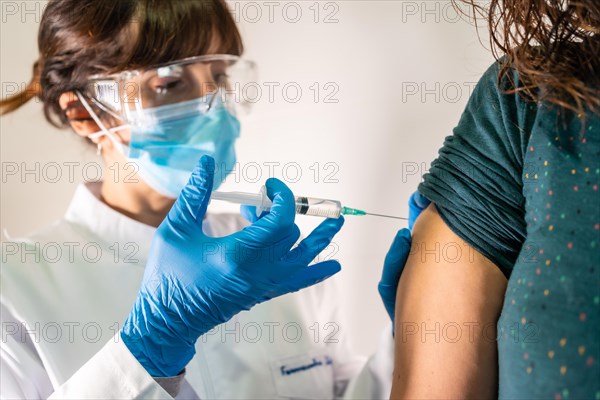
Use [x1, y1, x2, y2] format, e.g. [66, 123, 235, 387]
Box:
[215, 187, 343, 219]
[294, 197, 342, 218]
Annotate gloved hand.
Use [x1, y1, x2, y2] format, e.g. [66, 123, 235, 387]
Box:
[378, 191, 431, 324]
[408, 191, 431, 231]
[121, 156, 344, 377]
[240, 204, 265, 223]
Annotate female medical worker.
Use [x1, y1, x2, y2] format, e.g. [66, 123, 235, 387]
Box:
[0, 1, 424, 398]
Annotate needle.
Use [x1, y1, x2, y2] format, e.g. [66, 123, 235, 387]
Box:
[366, 213, 408, 220]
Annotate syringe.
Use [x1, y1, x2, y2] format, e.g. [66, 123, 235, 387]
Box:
[211, 187, 407, 220]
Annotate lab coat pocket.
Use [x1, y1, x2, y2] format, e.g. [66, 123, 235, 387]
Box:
[270, 352, 335, 399]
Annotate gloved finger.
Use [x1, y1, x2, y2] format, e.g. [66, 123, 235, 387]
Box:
[165, 155, 215, 232]
[408, 191, 431, 230]
[378, 228, 412, 323]
[380, 228, 412, 285]
[237, 223, 301, 267]
[240, 205, 269, 223]
[276, 260, 342, 295]
[240, 205, 259, 223]
[276, 224, 303, 259]
[238, 178, 297, 246]
[411, 191, 431, 209]
[284, 217, 345, 265]
[264, 178, 296, 222]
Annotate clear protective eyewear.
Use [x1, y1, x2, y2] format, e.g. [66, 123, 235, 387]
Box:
[83, 54, 257, 127]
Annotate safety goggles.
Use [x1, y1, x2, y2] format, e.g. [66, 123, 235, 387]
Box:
[82, 54, 257, 127]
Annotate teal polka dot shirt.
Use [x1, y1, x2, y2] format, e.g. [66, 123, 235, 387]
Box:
[419, 61, 599, 398]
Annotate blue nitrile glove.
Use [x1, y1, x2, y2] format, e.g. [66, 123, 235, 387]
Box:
[240, 204, 267, 223]
[378, 191, 431, 324]
[121, 156, 344, 377]
[408, 191, 431, 231]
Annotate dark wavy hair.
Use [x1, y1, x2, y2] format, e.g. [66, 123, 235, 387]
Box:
[462, 0, 599, 115]
[0, 0, 243, 127]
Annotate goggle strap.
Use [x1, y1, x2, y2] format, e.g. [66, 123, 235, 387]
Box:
[87, 125, 130, 140]
[90, 96, 123, 121]
[76, 91, 111, 134]
[76, 91, 130, 143]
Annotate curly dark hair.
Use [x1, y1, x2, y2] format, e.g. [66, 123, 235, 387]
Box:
[462, 0, 599, 115]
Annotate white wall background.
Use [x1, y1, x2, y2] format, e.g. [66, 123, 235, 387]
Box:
[1, 1, 493, 357]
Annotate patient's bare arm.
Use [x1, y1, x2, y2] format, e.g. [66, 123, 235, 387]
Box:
[391, 204, 508, 399]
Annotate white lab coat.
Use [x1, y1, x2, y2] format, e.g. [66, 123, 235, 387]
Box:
[1, 182, 394, 399]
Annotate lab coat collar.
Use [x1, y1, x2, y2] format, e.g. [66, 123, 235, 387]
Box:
[64, 182, 156, 264]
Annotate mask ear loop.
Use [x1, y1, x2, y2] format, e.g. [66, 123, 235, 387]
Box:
[207, 87, 219, 111]
[76, 91, 129, 155]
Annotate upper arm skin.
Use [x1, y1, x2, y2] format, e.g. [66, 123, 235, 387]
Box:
[391, 204, 508, 399]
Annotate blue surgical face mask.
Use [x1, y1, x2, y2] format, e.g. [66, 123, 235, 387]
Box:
[86, 94, 240, 198]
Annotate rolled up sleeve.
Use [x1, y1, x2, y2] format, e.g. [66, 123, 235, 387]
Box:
[418, 61, 534, 277]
